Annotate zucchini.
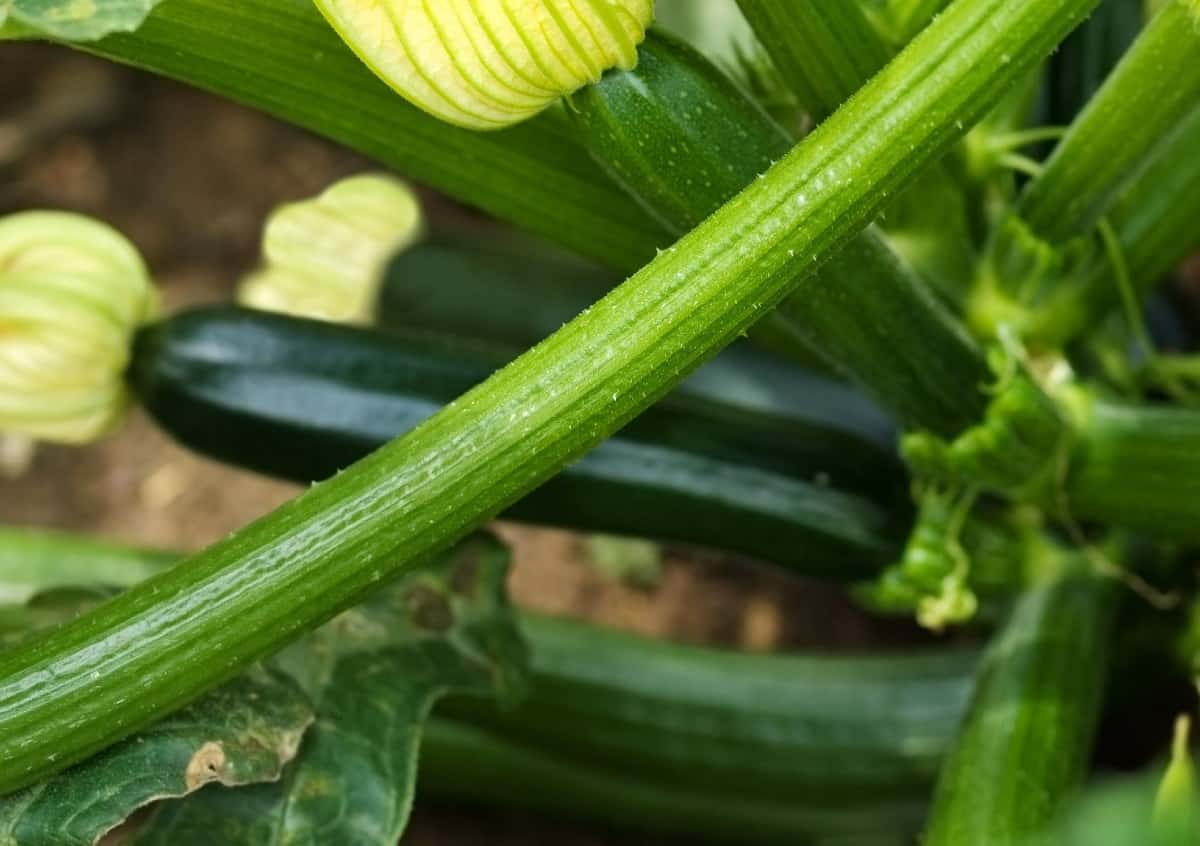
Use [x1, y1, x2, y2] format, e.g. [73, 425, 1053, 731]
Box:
[440, 613, 977, 803]
[924, 568, 1114, 845]
[379, 234, 852, 412]
[420, 719, 925, 846]
[569, 29, 991, 436]
[378, 233, 617, 354]
[1065, 399, 1200, 542]
[129, 306, 907, 580]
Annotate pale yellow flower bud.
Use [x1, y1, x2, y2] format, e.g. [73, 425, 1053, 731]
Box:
[0, 211, 156, 444]
[238, 173, 423, 324]
[313, 0, 655, 130]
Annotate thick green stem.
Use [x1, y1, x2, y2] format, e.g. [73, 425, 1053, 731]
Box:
[735, 0, 892, 118]
[1019, 0, 1200, 244]
[736, 0, 981, 306]
[56, 0, 669, 272]
[924, 566, 1114, 845]
[1025, 105, 1200, 346]
[0, 0, 1101, 793]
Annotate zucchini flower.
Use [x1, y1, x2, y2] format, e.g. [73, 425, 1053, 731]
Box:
[313, 0, 656, 129]
[238, 173, 423, 325]
[0, 211, 156, 444]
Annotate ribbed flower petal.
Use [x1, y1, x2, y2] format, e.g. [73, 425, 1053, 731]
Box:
[313, 0, 655, 130]
[0, 211, 156, 444]
[238, 173, 423, 324]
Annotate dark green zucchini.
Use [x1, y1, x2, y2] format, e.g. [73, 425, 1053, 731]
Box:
[129, 307, 908, 580]
[924, 567, 1115, 845]
[378, 232, 617, 352]
[439, 613, 976, 804]
[420, 719, 926, 846]
[379, 234, 851, 413]
[569, 29, 992, 436]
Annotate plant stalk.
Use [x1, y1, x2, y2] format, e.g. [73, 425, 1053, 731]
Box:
[1025, 104, 1200, 347]
[1018, 0, 1200, 244]
[0, 0, 1102, 793]
[735, 0, 892, 118]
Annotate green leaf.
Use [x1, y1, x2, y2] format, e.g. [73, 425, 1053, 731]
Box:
[0, 0, 163, 41]
[0, 587, 113, 645]
[0, 666, 312, 846]
[134, 533, 526, 845]
[0, 527, 175, 605]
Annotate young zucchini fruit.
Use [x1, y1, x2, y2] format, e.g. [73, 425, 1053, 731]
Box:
[924, 565, 1115, 845]
[439, 613, 977, 804]
[569, 29, 991, 436]
[420, 719, 925, 846]
[426, 610, 979, 844]
[129, 307, 908, 580]
[378, 234, 859, 418]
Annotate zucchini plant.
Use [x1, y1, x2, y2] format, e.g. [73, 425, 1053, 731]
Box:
[2, 0, 1200, 843]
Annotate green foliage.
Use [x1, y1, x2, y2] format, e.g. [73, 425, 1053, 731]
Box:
[132, 535, 525, 845]
[0, 535, 526, 844]
[0, 0, 163, 40]
[0, 666, 311, 845]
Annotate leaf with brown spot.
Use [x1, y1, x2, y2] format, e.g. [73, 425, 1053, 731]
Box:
[0, 665, 313, 846]
[132, 533, 527, 846]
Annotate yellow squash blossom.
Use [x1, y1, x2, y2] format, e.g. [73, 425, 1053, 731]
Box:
[0, 211, 156, 444]
[238, 173, 423, 324]
[313, 0, 655, 129]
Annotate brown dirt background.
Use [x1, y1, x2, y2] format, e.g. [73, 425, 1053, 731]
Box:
[2, 43, 1196, 844]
